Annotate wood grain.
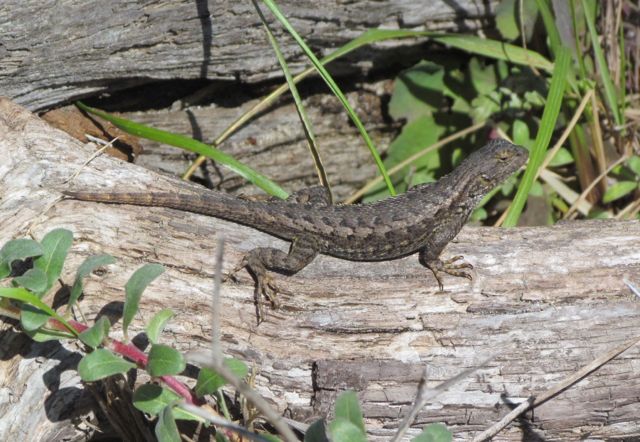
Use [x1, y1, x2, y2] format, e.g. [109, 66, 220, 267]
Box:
[1, 98, 639, 440]
[2, 0, 500, 110]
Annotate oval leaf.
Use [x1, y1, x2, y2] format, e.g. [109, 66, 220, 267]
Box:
[146, 308, 175, 344]
[79, 316, 111, 349]
[20, 304, 51, 332]
[327, 418, 367, 442]
[69, 254, 115, 308]
[123, 263, 164, 339]
[304, 419, 329, 442]
[194, 358, 249, 397]
[78, 348, 136, 382]
[411, 423, 452, 442]
[26, 327, 76, 342]
[627, 156, 640, 176]
[602, 181, 638, 203]
[34, 228, 73, 293]
[147, 344, 185, 377]
[334, 391, 365, 434]
[548, 147, 574, 167]
[0, 286, 75, 335]
[155, 406, 181, 442]
[0, 239, 43, 279]
[13, 268, 48, 295]
[133, 384, 203, 422]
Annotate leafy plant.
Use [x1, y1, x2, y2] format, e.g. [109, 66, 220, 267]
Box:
[304, 391, 453, 442]
[0, 230, 261, 440]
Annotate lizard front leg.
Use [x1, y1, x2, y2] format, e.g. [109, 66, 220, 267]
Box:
[419, 247, 473, 291]
[228, 236, 318, 311]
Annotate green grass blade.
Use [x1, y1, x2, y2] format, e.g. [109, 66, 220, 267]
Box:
[76, 102, 288, 199]
[583, 0, 623, 128]
[503, 47, 572, 227]
[534, 0, 563, 58]
[252, 0, 330, 192]
[260, 0, 396, 195]
[205, 27, 553, 185]
[430, 33, 553, 72]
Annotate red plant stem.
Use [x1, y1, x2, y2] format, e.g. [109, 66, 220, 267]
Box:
[49, 318, 200, 404]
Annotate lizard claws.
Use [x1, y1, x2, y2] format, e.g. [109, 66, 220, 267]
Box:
[426, 256, 474, 291]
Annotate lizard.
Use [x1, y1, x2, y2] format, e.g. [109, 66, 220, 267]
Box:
[63, 138, 527, 304]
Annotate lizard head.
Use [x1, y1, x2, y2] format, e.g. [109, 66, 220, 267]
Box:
[451, 138, 529, 205]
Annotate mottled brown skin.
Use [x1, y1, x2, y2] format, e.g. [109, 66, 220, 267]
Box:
[64, 139, 527, 302]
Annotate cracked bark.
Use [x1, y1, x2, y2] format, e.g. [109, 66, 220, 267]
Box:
[2, 0, 500, 110]
[1, 99, 640, 440]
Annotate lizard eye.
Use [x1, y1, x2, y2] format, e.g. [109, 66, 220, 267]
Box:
[497, 150, 512, 161]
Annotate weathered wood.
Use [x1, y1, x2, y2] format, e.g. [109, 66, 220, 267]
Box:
[1, 98, 640, 440]
[117, 79, 397, 200]
[2, 0, 500, 110]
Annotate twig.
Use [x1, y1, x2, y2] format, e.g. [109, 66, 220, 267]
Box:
[188, 351, 299, 442]
[178, 403, 274, 442]
[391, 355, 495, 442]
[212, 236, 224, 366]
[471, 337, 640, 441]
[65, 135, 119, 183]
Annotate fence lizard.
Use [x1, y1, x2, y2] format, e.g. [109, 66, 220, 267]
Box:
[64, 138, 527, 302]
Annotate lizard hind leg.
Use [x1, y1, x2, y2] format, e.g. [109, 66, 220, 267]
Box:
[226, 236, 318, 315]
[419, 249, 473, 291]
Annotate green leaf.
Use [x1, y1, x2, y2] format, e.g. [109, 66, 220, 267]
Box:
[33, 228, 73, 293]
[432, 34, 553, 72]
[470, 207, 487, 222]
[334, 391, 365, 434]
[385, 116, 444, 171]
[627, 156, 640, 176]
[0, 239, 43, 279]
[147, 344, 185, 377]
[469, 90, 501, 122]
[602, 181, 638, 203]
[304, 419, 329, 442]
[155, 406, 181, 442]
[78, 316, 111, 349]
[364, 116, 443, 202]
[512, 119, 533, 149]
[411, 423, 452, 442]
[194, 358, 249, 397]
[20, 304, 52, 332]
[133, 384, 204, 422]
[26, 327, 76, 342]
[123, 263, 164, 340]
[327, 418, 367, 442]
[495, 0, 538, 41]
[13, 268, 48, 295]
[0, 286, 75, 335]
[146, 308, 175, 344]
[69, 254, 115, 309]
[468, 57, 497, 95]
[78, 348, 136, 382]
[547, 147, 574, 167]
[389, 61, 445, 122]
[76, 102, 288, 199]
[503, 47, 571, 226]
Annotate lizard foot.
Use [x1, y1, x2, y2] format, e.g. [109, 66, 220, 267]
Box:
[223, 256, 288, 319]
[426, 256, 473, 291]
